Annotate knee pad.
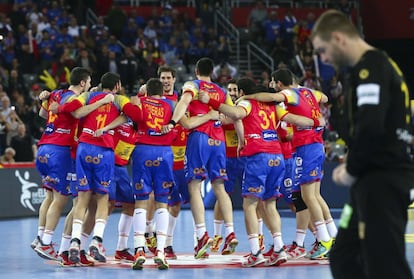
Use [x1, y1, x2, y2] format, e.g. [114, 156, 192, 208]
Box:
[292, 191, 307, 212]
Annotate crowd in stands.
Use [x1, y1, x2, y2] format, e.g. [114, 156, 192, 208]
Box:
[0, 0, 352, 162]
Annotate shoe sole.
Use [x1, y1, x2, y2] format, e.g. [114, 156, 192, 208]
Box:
[131, 257, 146, 270]
[242, 258, 266, 267]
[211, 239, 223, 252]
[264, 257, 287, 266]
[195, 238, 213, 259]
[221, 239, 239, 255]
[154, 257, 169, 270]
[165, 255, 177, 260]
[34, 247, 58, 261]
[69, 248, 80, 263]
[89, 246, 106, 263]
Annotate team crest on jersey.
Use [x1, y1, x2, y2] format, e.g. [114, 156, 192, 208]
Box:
[359, 69, 369, 79]
[309, 169, 318, 177]
[162, 182, 174, 189]
[135, 182, 143, 190]
[247, 185, 264, 193]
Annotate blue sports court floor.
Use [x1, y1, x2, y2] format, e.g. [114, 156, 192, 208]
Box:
[2, 209, 414, 278]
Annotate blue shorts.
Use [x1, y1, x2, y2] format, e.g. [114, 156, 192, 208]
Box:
[225, 157, 246, 193]
[279, 157, 294, 204]
[168, 169, 190, 206]
[69, 159, 78, 197]
[76, 142, 114, 195]
[293, 143, 325, 191]
[132, 144, 174, 204]
[36, 144, 71, 195]
[185, 131, 227, 182]
[109, 165, 134, 205]
[242, 153, 285, 201]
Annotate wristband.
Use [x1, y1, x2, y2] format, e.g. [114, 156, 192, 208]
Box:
[169, 119, 177, 127]
[313, 119, 320, 127]
[208, 98, 222, 110]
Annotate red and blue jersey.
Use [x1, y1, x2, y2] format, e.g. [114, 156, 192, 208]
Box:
[237, 99, 287, 156]
[38, 89, 79, 147]
[223, 123, 238, 158]
[113, 120, 137, 166]
[135, 96, 176, 145]
[60, 91, 132, 149]
[280, 87, 324, 148]
[163, 90, 179, 102]
[171, 124, 188, 170]
[182, 80, 233, 141]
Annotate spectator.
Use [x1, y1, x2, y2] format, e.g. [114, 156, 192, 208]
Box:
[263, 10, 283, 51]
[247, 0, 267, 43]
[0, 147, 16, 164]
[10, 123, 37, 162]
[6, 108, 23, 146]
[137, 52, 159, 85]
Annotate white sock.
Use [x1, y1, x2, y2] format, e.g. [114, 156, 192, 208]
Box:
[116, 213, 133, 251]
[41, 229, 54, 245]
[93, 219, 107, 240]
[166, 214, 177, 247]
[72, 219, 83, 241]
[38, 226, 45, 239]
[154, 208, 169, 251]
[224, 222, 234, 238]
[195, 223, 207, 240]
[315, 221, 330, 242]
[213, 219, 224, 236]
[248, 234, 260, 255]
[133, 208, 147, 248]
[272, 232, 284, 251]
[59, 234, 71, 254]
[295, 229, 306, 247]
[80, 233, 89, 251]
[326, 218, 338, 238]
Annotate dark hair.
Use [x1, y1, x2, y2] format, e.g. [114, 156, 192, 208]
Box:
[70, 67, 90, 86]
[252, 84, 269, 93]
[157, 65, 176, 78]
[271, 69, 293, 86]
[227, 78, 237, 85]
[146, 78, 163, 96]
[196, 57, 214, 77]
[101, 72, 120, 90]
[236, 78, 257, 95]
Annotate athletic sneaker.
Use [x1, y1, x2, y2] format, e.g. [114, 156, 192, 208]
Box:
[194, 247, 209, 258]
[60, 251, 76, 267]
[153, 250, 169, 270]
[80, 250, 94, 266]
[258, 234, 265, 251]
[210, 235, 223, 252]
[132, 249, 146, 270]
[221, 232, 238, 255]
[264, 248, 288, 266]
[242, 251, 266, 267]
[35, 241, 58, 260]
[89, 238, 106, 263]
[262, 244, 274, 257]
[287, 241, 306, 259]
[164, 246, 177, 260]
[115, 249, 135, 262]
[31, 236, 40, 250]
[310, 238, 333, 260]
[69, 239, 80, 264]
[145, 233, 157, 256]
[305, 240, 319, 258]
[194, 232, 213, 259]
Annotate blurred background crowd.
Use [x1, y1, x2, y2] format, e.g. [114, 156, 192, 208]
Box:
[0, 0, 358, 162]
